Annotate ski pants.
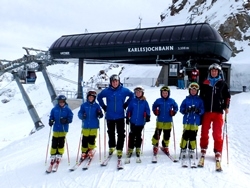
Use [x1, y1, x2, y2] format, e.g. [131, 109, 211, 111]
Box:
[151, 121, 172, 147]
[200, 112, 224, 153]
[180, 124, 198, 150]
[81, 128, 98, 153]
[50, 132, 67, 155]
[107, 118, 125, 151]
[128, 123, 144, 149]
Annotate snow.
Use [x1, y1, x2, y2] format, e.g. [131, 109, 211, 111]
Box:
[0, 62, 250, 188]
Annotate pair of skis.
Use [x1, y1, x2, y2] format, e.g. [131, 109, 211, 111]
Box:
[197, 155, 223, 172]
[181, 153, 197, 168]
[69, 150, 96, 171]
[46, 157, 61, 173]
[152, 147, 179, 163]
[100, 154, 124, 170]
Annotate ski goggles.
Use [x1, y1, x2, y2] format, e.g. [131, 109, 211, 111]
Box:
[189, 83, 199, 90]
[134, 87, 144, 92]
[87, 90, 97, 97]
[161, 86, 170, 91]
[209, 63, 221, 71]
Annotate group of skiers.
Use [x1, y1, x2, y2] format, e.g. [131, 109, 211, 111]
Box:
[47, 63, 231, 168]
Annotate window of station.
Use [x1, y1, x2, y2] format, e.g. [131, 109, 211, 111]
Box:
[93, 33, 106, 46]
[199, 24, 215, 40]
[191, 25, 202, 40]
[212, 27, 223, 41]
[71, 35, 84, 47]
[123, 30, 137, 44]
[160, 27, 174, 42]
[150, 28, 165, 42]
[53, 37, 67, 48]
[79, 34, 91, 46]
[180, 26, 194, 41]
[99, 33, 113, 46]
[59, 36, 72, 48]
[170, 26, 184, 41]
[115, 31, 128, 45]
[66, 36, 79, 47]
[131, 30, 146, 43]
[86, 34, 99, 46]
[107, 32, 120, 45]
[141, 28, 155, 43]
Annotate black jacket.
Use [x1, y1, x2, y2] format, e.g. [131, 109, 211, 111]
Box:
[199, 78, 231, 114]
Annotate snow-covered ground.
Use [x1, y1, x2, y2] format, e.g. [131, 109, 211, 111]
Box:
[0, 63, 249, 188]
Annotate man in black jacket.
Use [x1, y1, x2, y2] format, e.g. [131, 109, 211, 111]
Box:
[199, 63, 231, 160]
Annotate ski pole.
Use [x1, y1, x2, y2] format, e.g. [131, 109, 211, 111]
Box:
[141, 112, 147, 155]
[104, 118, 107, 158]
[45, 126, 52, 166]
[76, 134, 82, 164]
[65, 137, 70, 165]
[223, 114, 229, 165]
[99, 127, 101, 163]
[171, 121, 177, 160]
[192, 105, 199, 160]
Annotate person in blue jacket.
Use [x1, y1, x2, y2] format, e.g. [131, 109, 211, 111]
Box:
[78, 90, 103, 160]
[97, 74, 134, 159]
[125, 86, 150, 159]
[179, 82, 204, 159]
[151, 86, 178, 155]
[48, 95, 73, 160]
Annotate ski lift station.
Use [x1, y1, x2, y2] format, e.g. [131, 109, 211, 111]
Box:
[49, 22, 232, 97]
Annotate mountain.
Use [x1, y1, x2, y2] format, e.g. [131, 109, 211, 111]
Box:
[159, 0, 250, 57]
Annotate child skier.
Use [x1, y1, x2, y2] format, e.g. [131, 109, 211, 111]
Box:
[179, 82, 204, 166]
[151, 86, 178, 156]
[48, 95, 73, 164]
[78, 90, 103, 161]
[125, 86, 150, 163]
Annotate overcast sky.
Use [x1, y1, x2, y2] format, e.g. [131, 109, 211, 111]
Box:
[0, 0, 170, 60]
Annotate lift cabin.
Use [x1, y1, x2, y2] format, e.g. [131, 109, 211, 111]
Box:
[19, 69, 37, 84]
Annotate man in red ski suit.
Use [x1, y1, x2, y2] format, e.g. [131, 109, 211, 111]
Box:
[199, 63, 230, 159]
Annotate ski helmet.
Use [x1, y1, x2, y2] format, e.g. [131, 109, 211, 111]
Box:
[160, 85, 170, 98]
[208, 63, 221, 71]
[56, 95, 67, 101]
[188, 82, 200, 95]
[87, 90, 97, 99]
[134, 85, 144, 97]
[109, 74, 120, 84]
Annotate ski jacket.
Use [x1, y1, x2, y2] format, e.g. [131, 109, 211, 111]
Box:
[97, 83, 134, 120]
[49, 104, 73, 132]
[199, 77, 231, 113]
[126, 96, 150, 126]
[179, 95, 205, 125]
[152, 97, 178, 123]
[78, 101, 103, 129]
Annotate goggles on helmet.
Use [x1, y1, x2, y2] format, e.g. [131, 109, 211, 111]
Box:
[87, 90, 97, 97]
[188, 82, 200, 90]
[110, 75, 120, 81]
[209, 63, 221, 71]
[161, 86, 170, 91]
[134, 86, 144, 92]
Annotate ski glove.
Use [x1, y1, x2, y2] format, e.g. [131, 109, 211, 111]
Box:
[194, 108, 201, 114]
[102, 105, 107, 112]
[153, 109, 159, 116]
[97, 110, 103, 118]
[169, 109, 176, 116]
[82, 113, 87, 119]
[49, 120, 54, 126]
[60, 118, 68, 124]
[146, 115, 150, 122]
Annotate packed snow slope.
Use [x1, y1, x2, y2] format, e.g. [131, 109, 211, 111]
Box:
[0, 64, 249, 188]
